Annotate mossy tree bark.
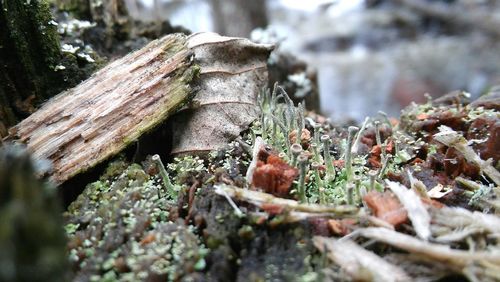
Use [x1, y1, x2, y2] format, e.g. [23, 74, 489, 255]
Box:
[0, 0, 68, 137]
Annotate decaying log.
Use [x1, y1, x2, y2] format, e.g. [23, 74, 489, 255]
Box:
[7, 33, 198, 184]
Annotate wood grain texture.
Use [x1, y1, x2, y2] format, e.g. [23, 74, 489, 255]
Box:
[7, 33, 197, 184]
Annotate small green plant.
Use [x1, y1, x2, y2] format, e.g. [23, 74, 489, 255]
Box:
[252, 85, 421, 205]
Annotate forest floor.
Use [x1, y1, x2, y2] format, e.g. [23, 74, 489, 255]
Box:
[64, 86, 500, 281]
[1, 2, 499, 282]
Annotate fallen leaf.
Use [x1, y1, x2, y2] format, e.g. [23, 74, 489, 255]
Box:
[140, 233, 156, 246]
[416, 113, 429, 120]
[252, 153, 298, 197]
[327, 218, 357, 236]
[169, 32, 274, 155]
[364, 191, 408, 226]
[261, 203, 285, 215]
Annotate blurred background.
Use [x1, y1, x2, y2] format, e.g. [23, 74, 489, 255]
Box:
[63, 0, 500, 121]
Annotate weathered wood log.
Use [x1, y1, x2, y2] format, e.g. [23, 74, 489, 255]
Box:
[7, 33, 198, 184]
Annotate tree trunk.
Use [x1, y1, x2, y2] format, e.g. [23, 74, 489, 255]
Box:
[210, 0, 268, 37]
[0, 0, 67, 137]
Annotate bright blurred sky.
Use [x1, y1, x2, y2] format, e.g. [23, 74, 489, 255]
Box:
[278, 0, 333, 11]
[139, 0, 363, 14]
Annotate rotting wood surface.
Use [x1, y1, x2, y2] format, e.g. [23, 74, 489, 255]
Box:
[6, 33, 197, 184]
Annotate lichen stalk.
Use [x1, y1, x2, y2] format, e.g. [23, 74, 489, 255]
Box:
[311, 162, 325, 204]
[313, 122, 321, 146]
[270, 87, 278, 142]
[353, 175, 362, 204]
[345, 126, 359, 184]
[369, 170, 378, 191]
[310, 143, 321, 162]
[321, 134, 335, 183]
[378, 111, 392, 131]
[296, 102, 305, 145]
[346, 183, 355, 205]
[270, 113, 290, 154]
[290, 143, 303, 167]
[352, 117, 370, 154]
[259, 99, 267, 140]
[297, 154, 309, 203]
[281, 86, 296, 134]
[378, 154, 393, 178]
[152, 154, 174, 197]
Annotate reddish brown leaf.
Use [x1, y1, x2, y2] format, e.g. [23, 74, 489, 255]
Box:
[416, 113, 429, 120]
[261, 203, 285, 215]
[364, 191, 408, 226]
[252, 154, 299, 197]
[328, 219, 357, 236]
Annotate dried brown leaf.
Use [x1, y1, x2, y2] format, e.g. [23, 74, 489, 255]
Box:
[363, 190, 408, 227]
[169, 32, 274, 155]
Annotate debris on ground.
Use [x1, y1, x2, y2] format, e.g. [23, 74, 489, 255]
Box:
[61, 85, 500, 281]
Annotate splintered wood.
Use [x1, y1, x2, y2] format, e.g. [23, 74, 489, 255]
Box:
[7, 34, 197, 184]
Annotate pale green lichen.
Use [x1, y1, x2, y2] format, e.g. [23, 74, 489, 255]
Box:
[250, 86, 437, 206]
[65, 160, 208, 281]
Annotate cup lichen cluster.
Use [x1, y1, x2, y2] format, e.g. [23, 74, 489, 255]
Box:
[253, 84, 424, 205]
